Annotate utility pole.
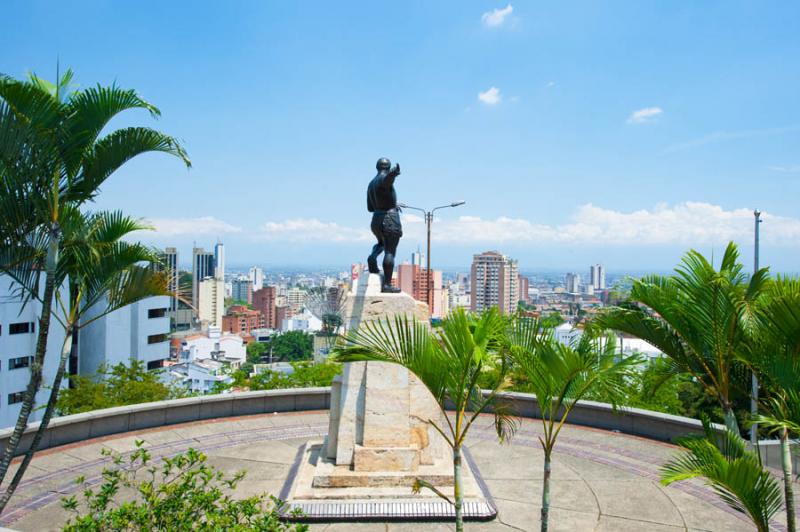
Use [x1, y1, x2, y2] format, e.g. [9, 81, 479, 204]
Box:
[751, 209, 762, 445]
[399, 201, 466, 315]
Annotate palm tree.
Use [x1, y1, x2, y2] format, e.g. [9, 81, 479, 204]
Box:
[335, 308, 517, 532]
[0, 69, 190, 489]
[0, 209, 169, 511]
[508, 319, 640, 532]
[661, 418, 783, 532]
[593, 242, 768, 434]
[746, 277, 800, 532]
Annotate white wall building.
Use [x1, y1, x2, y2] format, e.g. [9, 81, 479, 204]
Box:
[281, 309, 322, 333]
[166, 359, 232, 394]
[0, 276, 65, 429]
[565, 272, 581, 294]
[178, 326, 246, 365]
[79, 295, 171, 375]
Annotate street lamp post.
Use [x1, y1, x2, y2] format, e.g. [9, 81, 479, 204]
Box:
[751, 209, 762, 445]
[399, 201, 466, 311]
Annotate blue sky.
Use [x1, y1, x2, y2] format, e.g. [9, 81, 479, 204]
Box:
[4, 1, 800, 272]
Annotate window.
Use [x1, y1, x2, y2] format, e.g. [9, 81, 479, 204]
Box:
[148, 308, 167, 319]
[9, 356, 32, 370]
[9, 322, 34, 335]
[8, 392, 25, 404]
[147, 333, 168, 344]
[147, 359, 165, 370]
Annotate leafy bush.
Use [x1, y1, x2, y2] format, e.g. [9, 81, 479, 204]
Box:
[61, 441, 306, 531]
[58, 361, 186, 416]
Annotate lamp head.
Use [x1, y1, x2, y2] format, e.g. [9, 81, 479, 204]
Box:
[451, 201, 466, 207]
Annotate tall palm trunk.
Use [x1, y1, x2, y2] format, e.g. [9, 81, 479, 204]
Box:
[541, 449, 552, 532]
[0, 228, 59, 488]
[0, 326, 73, 513]
[453, 444, 464, 532]
[781, 427, 796, 532]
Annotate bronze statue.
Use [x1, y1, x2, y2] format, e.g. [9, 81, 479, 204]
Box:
[367, 157, 402, 293]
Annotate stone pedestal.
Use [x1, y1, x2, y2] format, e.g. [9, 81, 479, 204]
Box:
[282, 273, 495, 522]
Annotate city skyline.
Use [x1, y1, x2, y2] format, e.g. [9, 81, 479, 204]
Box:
[5, 2, 799, 270]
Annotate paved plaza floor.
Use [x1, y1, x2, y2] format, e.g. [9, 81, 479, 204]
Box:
[0, 410, 793, 531]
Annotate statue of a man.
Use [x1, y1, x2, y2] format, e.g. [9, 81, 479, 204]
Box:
[367, 157, 402, 293]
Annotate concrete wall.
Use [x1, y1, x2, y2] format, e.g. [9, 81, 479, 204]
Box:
[0, 389, 793, 473]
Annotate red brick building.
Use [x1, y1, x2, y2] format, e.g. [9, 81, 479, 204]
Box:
[222, 305, 265, 336]
[253, 286, 278, 329]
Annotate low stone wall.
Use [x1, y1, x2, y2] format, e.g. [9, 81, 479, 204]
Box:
[0, 389, 791, 472]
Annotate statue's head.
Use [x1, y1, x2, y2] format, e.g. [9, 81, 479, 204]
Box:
[376, 158, 391, 171]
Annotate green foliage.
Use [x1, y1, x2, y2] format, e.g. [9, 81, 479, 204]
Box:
[661, 418, 783, 532]
[593, 242, 768, 434]
[57, 361, 182, 415]
[540, 311, 564, 328]
[267, 331, 314, 362]
[61, 440, 307, 531]
[249, 362, 342, 391]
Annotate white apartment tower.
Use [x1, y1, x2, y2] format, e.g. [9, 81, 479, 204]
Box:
[565, 272, 581, 294]
[470, 251, 519, 315]
[0, 276, 65, 429]
[590, 264, 606, 290]
[249, 267, 265, 291]
[79, 296, 171, 375]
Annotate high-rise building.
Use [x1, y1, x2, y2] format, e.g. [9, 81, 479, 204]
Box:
[231, 276, 252, 304]
[249, 267, 265, 291]
[590, 264, 606, 290]
[518, 275, 530, 304]
[192, 247, 215, 309]
[470, 251, 519, 315]
[213, 242, 225, 281]
[198, 278, 224, 327]
[253, 286, 278, 329]
[565, 272, 581, 293]
[159, 247, 179, 312]
[394, 263, 446, 317]
[411, 250, 425, 267]
[79, 296, 171, 375]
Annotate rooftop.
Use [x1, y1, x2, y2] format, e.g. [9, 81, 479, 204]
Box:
[0, 397, 767, 531]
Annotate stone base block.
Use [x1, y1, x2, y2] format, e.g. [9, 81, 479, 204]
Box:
[284, 441, 496, 521]
[353, 444, 420, 472]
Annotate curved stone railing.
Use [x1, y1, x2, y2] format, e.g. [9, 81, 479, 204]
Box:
[0, 389, 792, 472]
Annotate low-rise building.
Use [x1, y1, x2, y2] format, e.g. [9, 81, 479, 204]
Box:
[165, 359, 232, 394]
[222, 305, 265, 337]
[178, 326, 246, 366]
[281, 308, 323, 333]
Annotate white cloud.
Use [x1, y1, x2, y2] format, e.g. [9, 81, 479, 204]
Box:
[482, 4, 513, 27]
[259, 219, 372, 243]
[627, 106, 663, 124]
[546, 81, 556, 88]
[768, 165, 800, 173]
[478, 87, 502, 105]
[252, 203, 800, 247]
[144, 216, 242, 237]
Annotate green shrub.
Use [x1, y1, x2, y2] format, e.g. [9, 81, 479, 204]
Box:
[61, 441, 306, 531]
